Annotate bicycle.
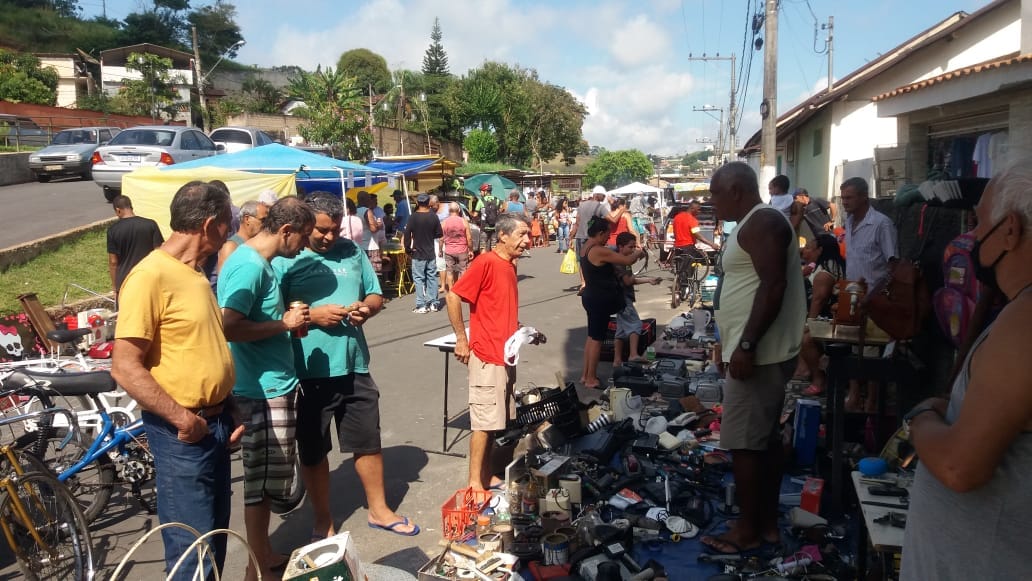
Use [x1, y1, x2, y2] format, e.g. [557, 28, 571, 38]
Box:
[0, 408, 94, 580]
[670, 246, 713, 309]
[6, 370, 155, 524]
[4, 327, 140, 438]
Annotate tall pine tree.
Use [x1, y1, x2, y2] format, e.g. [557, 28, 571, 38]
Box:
[421, 18, 449, 76]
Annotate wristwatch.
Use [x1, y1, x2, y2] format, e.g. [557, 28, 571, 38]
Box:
[738, 339, 757, 353]
[903, 406, 940, 436]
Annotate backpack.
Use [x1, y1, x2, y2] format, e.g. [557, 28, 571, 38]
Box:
[482, 196, 500, 228]
[932, 233, 980, 347]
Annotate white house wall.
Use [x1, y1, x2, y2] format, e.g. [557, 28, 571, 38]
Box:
[810, 0, 1021, 201]
[38, 56, 78, 108]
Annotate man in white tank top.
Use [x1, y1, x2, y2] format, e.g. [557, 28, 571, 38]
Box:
[702, 162, 806, 555]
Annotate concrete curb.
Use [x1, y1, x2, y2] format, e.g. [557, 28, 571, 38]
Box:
[0, 217, 116, 273]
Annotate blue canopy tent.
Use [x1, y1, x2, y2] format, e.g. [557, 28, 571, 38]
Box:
[165, 143, 388, 196]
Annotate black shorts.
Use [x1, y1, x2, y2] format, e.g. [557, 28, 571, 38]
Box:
[582, 293, 623, 341]
[297, 374, 381, 465]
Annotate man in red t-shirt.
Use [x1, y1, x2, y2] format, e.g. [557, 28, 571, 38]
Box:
[672, 201, 719, 250]
[446, 212, 533, 490]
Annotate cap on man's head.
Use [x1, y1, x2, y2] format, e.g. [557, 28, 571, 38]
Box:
[480, 183, 492, 192]
[392, 190, 405, 199]
[794, 188, 808, 198]
[592, 185, 607, 196]
[416, 193, 430, 205]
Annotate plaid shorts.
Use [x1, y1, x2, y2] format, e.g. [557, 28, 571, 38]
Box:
[236, 390, 297, 505]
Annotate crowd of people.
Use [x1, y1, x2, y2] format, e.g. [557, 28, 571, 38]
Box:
[99, 158, 1030, 579]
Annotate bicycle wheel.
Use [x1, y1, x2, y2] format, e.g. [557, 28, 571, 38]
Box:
[670, 257, 684, 309]
[1, 471, 95, 581]
[15, 430, 115, 524]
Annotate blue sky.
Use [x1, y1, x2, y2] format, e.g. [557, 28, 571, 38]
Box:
[82, 0, 989, 156]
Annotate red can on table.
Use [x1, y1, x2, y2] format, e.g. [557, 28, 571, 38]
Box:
[289, 301, 308, 338]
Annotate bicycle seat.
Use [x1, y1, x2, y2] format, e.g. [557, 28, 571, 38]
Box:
[22, 369, 117, 396]
[46, 328, 92, 344]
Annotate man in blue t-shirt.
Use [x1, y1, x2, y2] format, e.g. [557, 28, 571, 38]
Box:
[274, 192, 420, 539]
[392, 189, 411, 232]
[217, 196, 314, 581]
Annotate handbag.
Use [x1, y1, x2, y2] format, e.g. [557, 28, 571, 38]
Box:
[865, 206, 933, 340]
[866, 258, 931, 340]
[560, 249, 579, 274]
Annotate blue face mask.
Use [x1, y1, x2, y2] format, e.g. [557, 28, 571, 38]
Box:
[971, 219, 1007, 292]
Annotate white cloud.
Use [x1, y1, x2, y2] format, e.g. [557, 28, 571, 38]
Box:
[608, 15, 672, 68]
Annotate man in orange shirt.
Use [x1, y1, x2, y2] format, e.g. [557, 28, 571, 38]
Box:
[672, 201, 718, 250]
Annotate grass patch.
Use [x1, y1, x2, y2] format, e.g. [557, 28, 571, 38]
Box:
[0, 230, 110, 316]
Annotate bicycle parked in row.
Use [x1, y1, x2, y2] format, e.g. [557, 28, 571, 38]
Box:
[0, 406, 94, 580]
[3, 369, 156, 524]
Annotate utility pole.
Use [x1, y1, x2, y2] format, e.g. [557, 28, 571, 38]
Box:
[686, 53, 737, 165]
[759, 0, 779, 197]
[693, 105, 725, 164]
[824, 16, 834, 93]
[191, 26, 204, 128]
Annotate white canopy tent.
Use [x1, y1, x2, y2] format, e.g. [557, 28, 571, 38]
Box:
[608, 181, 663, 196]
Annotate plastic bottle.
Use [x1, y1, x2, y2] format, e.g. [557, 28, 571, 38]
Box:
[645, 345, 656, 361]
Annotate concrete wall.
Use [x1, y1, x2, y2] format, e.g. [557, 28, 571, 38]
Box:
[0, 153, 32, 186]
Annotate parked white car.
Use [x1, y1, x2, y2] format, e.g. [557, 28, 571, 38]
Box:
[209, 126, 276, 154]
[91, 126, 223, 201]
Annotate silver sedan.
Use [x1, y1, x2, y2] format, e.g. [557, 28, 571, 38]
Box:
[91, 126, 224, 201]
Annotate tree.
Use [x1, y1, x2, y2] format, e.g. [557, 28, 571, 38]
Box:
[463, 129, 497, 163]
[421, 18, 449, 76]
[237, 75, 282, 114]
[0, 49, 58, 105]
[6, 0, 80, 18]
[114, 51, 182, 120]
[447, 62, 586, 167]
[119, 0, 190, 49]
[584, 150, 654, 190]
[188, 1, 244, 69]
[337, 48, 391, 96]
[287, 66, 372, 161]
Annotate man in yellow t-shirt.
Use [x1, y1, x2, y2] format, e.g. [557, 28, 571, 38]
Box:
[112, 180, 241, 581]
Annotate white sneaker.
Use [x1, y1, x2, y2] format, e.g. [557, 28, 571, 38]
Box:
[428, 302, 441, 312]
[412, 306, 428, 314]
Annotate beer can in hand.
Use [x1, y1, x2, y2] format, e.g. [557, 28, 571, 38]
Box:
[289, 301, 308, 338]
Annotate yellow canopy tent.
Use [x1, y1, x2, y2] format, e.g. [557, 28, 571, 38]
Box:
[344, 181, 389, 203]
[121, 167, 296, 238]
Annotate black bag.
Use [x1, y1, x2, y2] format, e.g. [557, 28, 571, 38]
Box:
[482, 196, 500, 227]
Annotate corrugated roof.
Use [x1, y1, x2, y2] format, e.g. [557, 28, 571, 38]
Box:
[872, 52, 1032, 101]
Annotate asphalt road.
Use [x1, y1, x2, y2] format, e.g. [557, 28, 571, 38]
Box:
[0, 244, 680, 580]
[0, 177, 112, 250]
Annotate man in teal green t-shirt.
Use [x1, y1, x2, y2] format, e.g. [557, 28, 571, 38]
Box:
[274, 192, 420, 539]
[218, 196, 314, 581]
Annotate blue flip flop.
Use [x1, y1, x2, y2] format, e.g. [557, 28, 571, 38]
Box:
[368, 517, 420, 537]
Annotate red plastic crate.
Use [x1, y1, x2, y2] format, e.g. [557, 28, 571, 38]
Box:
[440, 488, 492, 540]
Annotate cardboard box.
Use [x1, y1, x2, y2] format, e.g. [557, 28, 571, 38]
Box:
[283, 531, 366, 581]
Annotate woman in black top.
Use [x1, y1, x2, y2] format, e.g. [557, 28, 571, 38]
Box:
[579, 217, 646, 388]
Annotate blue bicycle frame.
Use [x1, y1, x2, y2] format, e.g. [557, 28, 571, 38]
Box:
[55, 410, 143, 483]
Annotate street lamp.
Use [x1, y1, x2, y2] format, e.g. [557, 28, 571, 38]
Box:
[195, 39, 246, 124]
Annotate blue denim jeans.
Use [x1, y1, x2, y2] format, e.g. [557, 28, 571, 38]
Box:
[557, 223, 571, 252]
[143, 410, 233, 581]
[411, 257, 439, 309]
